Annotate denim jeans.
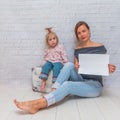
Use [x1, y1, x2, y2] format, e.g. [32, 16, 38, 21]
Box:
[39, 61, 63, 82]
[44, 62, 103, 106]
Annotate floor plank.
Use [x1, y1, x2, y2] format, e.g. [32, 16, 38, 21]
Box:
[94, 92, 120, 120]
[55, 96, 80, 120]
[77, 97, 104, 120]
[1, 85, 120, 120]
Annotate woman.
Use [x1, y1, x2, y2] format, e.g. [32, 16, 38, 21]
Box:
[14, 21, 116, 114]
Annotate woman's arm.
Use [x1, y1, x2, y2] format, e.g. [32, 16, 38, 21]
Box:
[74, 57, 79, 70]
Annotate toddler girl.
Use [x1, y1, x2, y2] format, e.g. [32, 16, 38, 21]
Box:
[39, 28, 68, 91]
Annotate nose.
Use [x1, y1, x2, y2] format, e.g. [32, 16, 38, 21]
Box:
[51, 39, 54, 42]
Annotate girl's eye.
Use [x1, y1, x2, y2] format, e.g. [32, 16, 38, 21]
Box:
[48, 39, 52, 41]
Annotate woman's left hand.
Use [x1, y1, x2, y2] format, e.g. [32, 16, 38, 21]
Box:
[108, 64, 116, 74]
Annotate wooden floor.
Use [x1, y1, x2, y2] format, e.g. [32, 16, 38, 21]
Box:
[0, 84, 120, 120]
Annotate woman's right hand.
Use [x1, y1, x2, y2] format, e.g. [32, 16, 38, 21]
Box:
[74, 58, 80, 70]
[74, 63, 80, 70]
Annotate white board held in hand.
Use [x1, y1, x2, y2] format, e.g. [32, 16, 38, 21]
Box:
[78, 54, 109, 76]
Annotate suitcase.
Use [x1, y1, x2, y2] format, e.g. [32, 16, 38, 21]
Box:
[32, 66, 53, 93]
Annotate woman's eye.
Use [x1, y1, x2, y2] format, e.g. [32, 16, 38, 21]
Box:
[77, 32, 81, 35]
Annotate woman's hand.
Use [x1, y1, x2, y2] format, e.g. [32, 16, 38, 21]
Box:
[74, 58, 79, 70]
[108, 64, 116, 74]
[74, 63, 80, 70]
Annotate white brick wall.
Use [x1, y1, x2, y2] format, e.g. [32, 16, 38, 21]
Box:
[0, 0, 120, 87]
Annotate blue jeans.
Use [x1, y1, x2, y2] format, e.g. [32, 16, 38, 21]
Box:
[44, 62, 103, 106]
[39, 61, 63, 82]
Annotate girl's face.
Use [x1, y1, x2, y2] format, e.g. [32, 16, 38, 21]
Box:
[77, 24, 90, 42]
[47, 33, 58, 47]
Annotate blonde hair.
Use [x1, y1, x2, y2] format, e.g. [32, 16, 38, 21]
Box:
[45, 28, 59, 47]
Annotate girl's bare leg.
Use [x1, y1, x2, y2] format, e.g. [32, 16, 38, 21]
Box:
[40, 79, 46, 91]
[51, 88, 56, 91]
[14, 98, 47, 114]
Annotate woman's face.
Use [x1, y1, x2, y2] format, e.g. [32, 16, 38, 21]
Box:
[77, 24, 90, 42]
[47, 33, 58, 47]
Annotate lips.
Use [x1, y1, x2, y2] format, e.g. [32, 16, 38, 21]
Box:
[82, 37, 86, 40]
[52, 43, 55, 45]
[51, 43, 56, 46]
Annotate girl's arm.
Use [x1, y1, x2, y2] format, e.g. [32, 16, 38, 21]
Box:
[40, 50, 48, 67]
[60, 45, 68, 63]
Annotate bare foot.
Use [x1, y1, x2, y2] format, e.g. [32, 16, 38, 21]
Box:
[51, 88, 56, 91]
[14, 98, 47, 114]
[40, 80, 46, 91]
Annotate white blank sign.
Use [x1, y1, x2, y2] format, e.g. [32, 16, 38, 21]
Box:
[78, 54, 109, 76]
